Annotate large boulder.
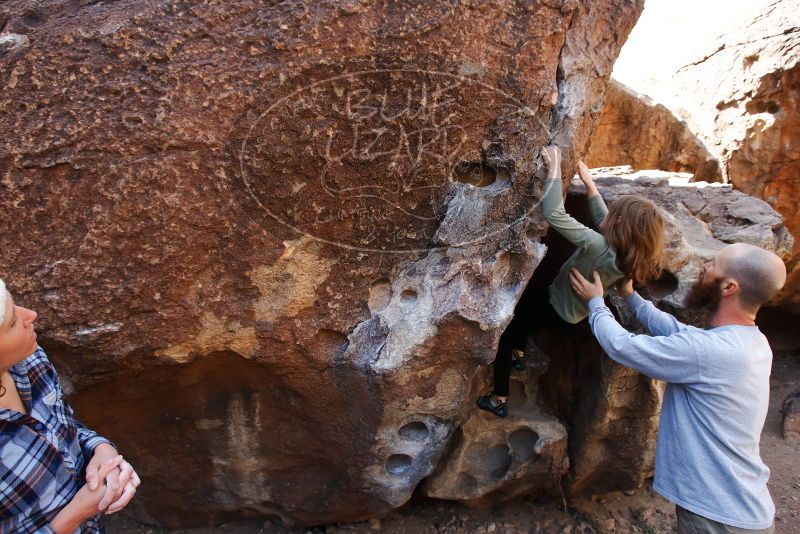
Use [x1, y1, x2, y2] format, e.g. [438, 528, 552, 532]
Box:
[0, 0, 646, 528]
[607, 0, 800, 308]
[585, 80, 722, 183]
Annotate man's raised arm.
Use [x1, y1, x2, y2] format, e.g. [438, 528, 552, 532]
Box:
[571, 269, 700, 384]
[617, 277, 689, 336]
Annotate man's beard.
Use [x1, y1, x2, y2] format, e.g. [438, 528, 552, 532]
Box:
[685, 276, 721, 312]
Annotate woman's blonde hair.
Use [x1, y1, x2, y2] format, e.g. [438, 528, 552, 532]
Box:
[605, 195, 665, 283]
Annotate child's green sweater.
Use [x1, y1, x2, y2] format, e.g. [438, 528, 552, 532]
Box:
[541, 177, 625, 324]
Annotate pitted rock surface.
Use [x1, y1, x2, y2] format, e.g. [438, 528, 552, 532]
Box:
[422, 345, 568, 505]
[0, 0, 645, 527]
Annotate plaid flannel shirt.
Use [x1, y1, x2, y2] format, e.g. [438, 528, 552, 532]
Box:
[1, 347, 112, 533]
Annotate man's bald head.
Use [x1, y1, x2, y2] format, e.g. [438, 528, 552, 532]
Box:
[717, 243, 787, 312]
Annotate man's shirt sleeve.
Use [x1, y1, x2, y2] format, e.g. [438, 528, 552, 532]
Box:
[587, 297, 701, 384]
[626, 291, 689, 336]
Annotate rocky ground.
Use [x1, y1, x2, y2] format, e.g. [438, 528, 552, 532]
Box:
[107, 345, 800, 534]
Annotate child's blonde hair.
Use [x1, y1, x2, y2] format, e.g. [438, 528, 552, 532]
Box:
[605, 195, 665, 283]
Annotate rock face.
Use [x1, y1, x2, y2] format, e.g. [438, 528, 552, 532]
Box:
[422, 347, 568, 505]
[606, 0, 800, 308]
[1, 0, 795, 526]
[1, 0, 795, 527]
[0, 0, 646, 527]
[585, 80, 722, 183]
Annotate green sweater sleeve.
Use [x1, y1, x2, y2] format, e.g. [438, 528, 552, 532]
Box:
[588, 193, 608, 229]
[541, 178, 604, 250]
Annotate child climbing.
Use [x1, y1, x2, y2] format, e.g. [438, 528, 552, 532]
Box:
[477, 146, 666, 417]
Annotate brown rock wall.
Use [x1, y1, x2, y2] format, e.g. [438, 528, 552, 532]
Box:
[0, 0, 645, 527]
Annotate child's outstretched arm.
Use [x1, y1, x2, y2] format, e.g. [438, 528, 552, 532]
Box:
[576, 161, 598, 196]
[540, 147, 603, 251]
[576, 161, 608, 229]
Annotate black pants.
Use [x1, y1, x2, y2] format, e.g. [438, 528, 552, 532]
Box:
[492, 286, 570, 396]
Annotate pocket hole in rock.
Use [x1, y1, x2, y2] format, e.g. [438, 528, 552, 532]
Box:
[487, 444, 512, 480]
[400, 289, 418, 309]
[22, 9, 44, 27]
[456, 472, 478, 493]
[398, 421, 429, 442]
[748, 99, 780, 115]
[508, 427, 540, 462]
[368, 278, 392, 313]
[385, 454, 412, 476]
[452, 161, 497, 187]
[642, 270, 679, 298]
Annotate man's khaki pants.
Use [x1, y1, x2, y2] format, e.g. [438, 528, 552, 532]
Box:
[677, 506, 775, 534]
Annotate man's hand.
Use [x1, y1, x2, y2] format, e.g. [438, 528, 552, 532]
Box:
[569, 268, 604, 302]
[539, 145, 561, 180]
[616, 277, 634, 298]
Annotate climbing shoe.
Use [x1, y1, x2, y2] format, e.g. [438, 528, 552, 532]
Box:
[477, 394, 508, 418]
[511, 349, 526, 372]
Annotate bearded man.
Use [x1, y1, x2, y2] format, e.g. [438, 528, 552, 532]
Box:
[569, 243, 786, 534]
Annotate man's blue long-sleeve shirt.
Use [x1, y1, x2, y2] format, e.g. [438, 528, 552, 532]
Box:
[587, 293, 774, 530]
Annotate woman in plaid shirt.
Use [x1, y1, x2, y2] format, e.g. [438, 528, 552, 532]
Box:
[0, 279, 140, 533]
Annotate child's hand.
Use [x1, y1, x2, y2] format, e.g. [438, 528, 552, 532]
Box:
[539, 145, 561, 180]
[576, 161, 599, 196]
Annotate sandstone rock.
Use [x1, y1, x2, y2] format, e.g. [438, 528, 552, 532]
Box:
[586, 80, 722, 183]
[422, 345, 568, 505]
[612, 0, 800, 308]
[783, 389, 800, 440]
[597, 518, 615, 532]
[0, 0, 644, 528]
